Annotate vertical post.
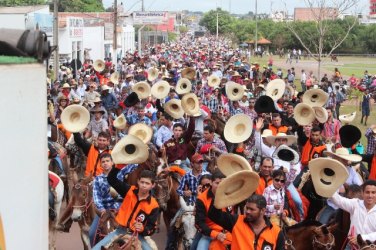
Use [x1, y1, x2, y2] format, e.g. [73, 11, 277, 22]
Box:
[255, 0, 258, 55]
[141, 0, 145, 11]
[138, 25, 146, 56]
[113, 0, 118, 68]
[53, 0, 59, 77]
[229, 0, 231, 13]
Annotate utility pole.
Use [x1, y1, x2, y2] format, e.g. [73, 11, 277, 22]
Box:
[229, 0, 231, 13]
[53, 0, 59, 77]
[113, 0, 118, 68]
[254, 0, 258, 55]
[141, 0, 144, 11]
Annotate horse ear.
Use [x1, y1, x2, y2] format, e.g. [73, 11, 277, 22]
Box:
[83, 173, 93, 184]
[357, 234, 365, 245]
[72, 170, 79, 184]
[326, 223, 337, 233]
[321, 225, 329, 235]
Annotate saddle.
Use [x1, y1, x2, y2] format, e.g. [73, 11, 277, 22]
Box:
[103, 233, 142, 250]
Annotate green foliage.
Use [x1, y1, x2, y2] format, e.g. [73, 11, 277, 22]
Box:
[58, 0, 104, 12]
[199, 8, 234, 35]
[168, 32, 177, 42]
[179, 26, 189, 34]
[0, 0, 46, 6]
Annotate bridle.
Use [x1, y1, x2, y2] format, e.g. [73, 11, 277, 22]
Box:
[72, 183, 93, 215]
[360, 244, 376, 250]
[155, 174, 173, 210]
[312, 233, 335, 250]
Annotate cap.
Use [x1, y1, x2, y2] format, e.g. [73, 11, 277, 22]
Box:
[191, 153, 204, 163]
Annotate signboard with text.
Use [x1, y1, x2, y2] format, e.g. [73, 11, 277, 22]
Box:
[68, 17, 83, 38]
[133, 11, 168, 25]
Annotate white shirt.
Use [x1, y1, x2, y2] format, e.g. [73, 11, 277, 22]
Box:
[330, 192, 376, 241]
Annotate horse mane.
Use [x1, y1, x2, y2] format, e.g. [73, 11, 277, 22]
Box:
[286, 220, 322, 231]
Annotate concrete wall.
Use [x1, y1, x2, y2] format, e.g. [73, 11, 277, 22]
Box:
[0, 63, 47, 250]
[83, 26, 105, 60]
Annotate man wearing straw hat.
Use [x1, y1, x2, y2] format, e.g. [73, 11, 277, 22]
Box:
[83, 82, 100, 107]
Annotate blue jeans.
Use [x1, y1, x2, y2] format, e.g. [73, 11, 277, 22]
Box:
[287, 184, 304, 220]
[318, 205, 337, 224]
[92, 227, 153, 250]
[89, 215, 100, 246]
[197, 235, 211, 249]
[190, 232, 202, 250]
[180, 159, 191, 172]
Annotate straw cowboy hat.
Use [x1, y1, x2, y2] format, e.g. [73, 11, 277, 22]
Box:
[265, 133, 297, 146]
[272, 145, 300, 164]
[339, 112, 356, 124]
[181, 67, 196, 80]
[261, 129, 273, 138]
[214, 170, 260, 209]
[302, 89, 329, 107]
[223, 114, 253, 143]
[111, 134, 148, 164]
[101, 85, 111, 92]
[60, 104, 90, 133]
[90, 106, 106, 114]
[181, 93, 199, 116]
[110, 72, 120, 85]
[312, 106, 328, 123]
[128, 123, 153, 144]
[325, 147, 362, 163]
[62, 83, 71, 89]
[254, 96, 277, 114]
[93, 59, 105, 72]
[294, 103, 315, 126]
[151, 80, 170, 99]
[308, 158, 349, 198]
[147, 67, 159, 82]
[265, 79, 286, 101]
[217, 153, 252, 176]
[225, 81, 244, 101]
[165, 99, 184, 119]
[113, 113, 127, 130]
[132, 81, 151, 99]
[207, 74, 220, 88]
[175, 78, 192, 95]
[339, 125, 362, 148]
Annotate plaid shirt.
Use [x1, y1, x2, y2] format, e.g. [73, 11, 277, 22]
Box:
[365, 128, 376, 154]
[241, 107, 258, 121]
[228, 101, 244, 116]
[195, 137, 228, 155]
[263, 169, 297, 217]
[126, 114, 152, 126]
[176, 170, 210, 205]
[93, 165, 138, 211]
[203, 96, 219, 114]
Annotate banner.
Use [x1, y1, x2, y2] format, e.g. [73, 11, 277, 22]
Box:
[133, 11, 168, 25]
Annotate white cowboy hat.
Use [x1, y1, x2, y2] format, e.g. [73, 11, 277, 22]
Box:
[151, 80, 170, 99]
[294, 103, 315, 126]
[62, 83, 71, 89]
[175, 78, 192, 95]
[261, 129, 273, 138]
[165, 99, 184, 119]
[181, 93, 199, 116]
[101, 85, 111, 92]
[339, 112, 356, 124]
[309, 158, 349, 198]
[207, 74, 220, 88]
[312, 106, 329, 123]
[324, 147, 362, 163]
[265, 133, 297, 146]
[225, 81, 244, 101]
[265, 79, 285, 101]
[110, 72, 120, 85]
[111, 134, 148, 164]
[128, 123, 153, 144]
[223, 114, 253, 143]
[147, 67, 159, 82]
[113, 114, 127, 130]
[93, 59, 105, 72]
[272, 145, 300, 164]
[60, 104, 90, 133]
[302, 89, 329, 107]
[214, 170, 260, 209]
[132, 81, 151, 99]
[217, 153, 252, 176]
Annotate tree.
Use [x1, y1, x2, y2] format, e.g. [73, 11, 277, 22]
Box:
[285, 0, 358, 79]
[199, 8, 234, 35]
[0, 0, 47, 6]
[58, 0, 104, 12]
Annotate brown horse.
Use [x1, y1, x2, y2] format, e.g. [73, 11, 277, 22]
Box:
[285, 220, 337, 250]
[92, 210, 118, 246]
[357, 235, 376, 250]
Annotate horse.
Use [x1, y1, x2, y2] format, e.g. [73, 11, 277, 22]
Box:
[58, 171, 95, 250]
[92, 210, 118, 247]
[172, 196, 196, 250]
[285, 220, 337, 250]
[48, 152, 70, 205]
[49, 171, 64, 250]
[100, 234, 158, 250]
[357, 235, 376, 250]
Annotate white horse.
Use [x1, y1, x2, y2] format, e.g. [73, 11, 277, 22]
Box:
[49, 171, 64, 250]
[177, 196, 197, 250]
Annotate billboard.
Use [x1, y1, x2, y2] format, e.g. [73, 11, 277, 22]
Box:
[68, 17, 83, 38]
[133, 11, 168, 25]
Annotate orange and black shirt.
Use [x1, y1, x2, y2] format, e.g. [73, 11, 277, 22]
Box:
[108, 167, 159, 236]
[268, 124, 289, 136]
[255, 175, 273, 195]
[208, 205, 285, 250]
[297, 127, 326, 166]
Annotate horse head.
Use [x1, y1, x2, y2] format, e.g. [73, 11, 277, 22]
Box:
[179, 196, 197, 249]
[71, 173, 93, 222]
[154, 170, 171, 211]
[312, 224, 336, 250]
[357, 235, 376, 250]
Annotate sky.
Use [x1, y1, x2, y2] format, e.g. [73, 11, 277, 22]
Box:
[103, 0, 369, 15]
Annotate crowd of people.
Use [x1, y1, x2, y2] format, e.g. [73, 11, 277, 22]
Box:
[47, 34, 376, 250]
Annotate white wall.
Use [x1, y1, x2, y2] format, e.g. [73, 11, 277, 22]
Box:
[0, 63, 47, 250]
[83, 26, 105, 60]
[0, 14, 26, 29]
[122, 24, 135, 54]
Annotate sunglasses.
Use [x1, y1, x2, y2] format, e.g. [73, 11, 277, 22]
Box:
[274, 178, 285, 184]
[203, 183, 211, 189]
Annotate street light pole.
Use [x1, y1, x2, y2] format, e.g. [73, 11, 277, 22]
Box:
[53, 0, 59, 76]
[141, 0, 144, 11]
[254, 0, 258, 55]
[113, 0, 118, 67]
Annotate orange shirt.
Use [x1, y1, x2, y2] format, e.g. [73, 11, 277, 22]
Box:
[268, 124, 288, 136]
